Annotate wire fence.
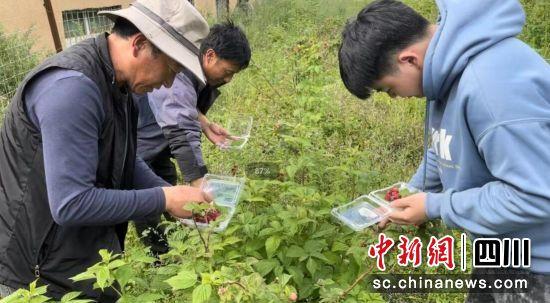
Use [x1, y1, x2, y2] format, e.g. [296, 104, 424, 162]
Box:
[0, 16, 42, 111]
[0, 5, 121, 112]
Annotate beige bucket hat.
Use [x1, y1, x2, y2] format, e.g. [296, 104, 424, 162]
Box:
[99, 0, 209, 84]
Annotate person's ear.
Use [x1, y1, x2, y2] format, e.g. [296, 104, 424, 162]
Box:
[397, 50, 421, 70]
[204, 49, 218, 65]
[131, 34, 149, 58]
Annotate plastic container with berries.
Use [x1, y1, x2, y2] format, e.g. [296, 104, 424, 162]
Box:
[369, 182, 419, 204]
[331, 195, 393, 231]
[179, 174, 245, 232]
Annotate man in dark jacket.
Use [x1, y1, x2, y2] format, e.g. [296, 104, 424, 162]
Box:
[0, 0, 212, 301]
[134, 22, 251, 255]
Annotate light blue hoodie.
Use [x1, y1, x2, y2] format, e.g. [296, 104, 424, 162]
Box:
[409, 0, 550, 273]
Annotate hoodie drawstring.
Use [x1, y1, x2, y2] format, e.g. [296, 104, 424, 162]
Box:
[422, 99, 431, 192]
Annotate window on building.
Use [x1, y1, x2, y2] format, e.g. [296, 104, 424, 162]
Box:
[62, 6, 120, 47]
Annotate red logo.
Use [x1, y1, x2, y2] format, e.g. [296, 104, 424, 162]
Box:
[427, 235, 455, 270]
[397, 235, 423, 267]
[368, 233, 395, 271]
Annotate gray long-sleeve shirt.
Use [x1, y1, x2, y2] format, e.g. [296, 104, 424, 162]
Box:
[25, 69, 168, 226]
[136, 72, 208, 182]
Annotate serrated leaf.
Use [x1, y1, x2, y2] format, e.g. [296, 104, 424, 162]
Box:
[265, 236, 281, 258]
[133, 254, 157, 264]
[136, 293, 164, 303]
[306, 258, 318, 276]
[98, 249, 111, 262]
[115, 264, 133, 289]
[60, 291, 82, 302]
[223, 236, 242, 245]
[310, 251, 330, 263]
[29, 296, 50, 303]
[253, 259, 279, 277]
[32, 285, 48, 296]
[287, 267, 304, 285]
[279, 274, 292, 286]
[165, 270, 197, 290]
[304, 240, 325, 253]
[60, 291, 94, 303]
[96, 267, 110, 289]
[192, 284, 212, 303]
[286, 245, 307, 258]
[70, 271, 95, 282]
[331, 241, 348, 252]
[107, 259, 126, 270]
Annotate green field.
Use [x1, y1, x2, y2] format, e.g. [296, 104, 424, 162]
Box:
[1, 0, 548, 302]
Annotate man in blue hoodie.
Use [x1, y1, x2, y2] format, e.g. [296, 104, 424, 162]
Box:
[339, 0, 550, 301]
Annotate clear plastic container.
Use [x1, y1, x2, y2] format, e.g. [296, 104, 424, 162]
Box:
[179, 174, 245, 232]
[369, 182, 419, 204]
[331, 195, 393, 231]
[219, 116, 253, 150]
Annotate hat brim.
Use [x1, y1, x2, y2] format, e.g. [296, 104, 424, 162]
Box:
[99, 7, 206, 85]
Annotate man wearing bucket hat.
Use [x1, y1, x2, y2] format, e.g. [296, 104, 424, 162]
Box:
[133, 21, 251, 257]
[0, 0, 213, 301]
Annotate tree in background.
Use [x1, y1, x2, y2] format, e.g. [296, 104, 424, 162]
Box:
[216, 0, 229, 18]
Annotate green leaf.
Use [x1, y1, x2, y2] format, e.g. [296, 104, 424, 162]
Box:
[286, 245, 307, 258]
[192, 284, 212, 303]
[306, 258, 318, 276]
[28, 296, 50, 303]
[331, 241, 348, 252]
[96, 267, 111, 290]
[279, 274, 292, 286]
[107, 259, 126, 270]
[253, 259, 279, 277]
[287, 267, 304, 286]
[60, 291, 82, 302]
[310, 251, 330, 263]
[98, 249, 111, 262]
[133, 254, 157, 264]
[70, 271, 96, 282]
[265, 236, 281, 258]
[165, 270, 197, 291]
[136, 293, 164, 303]
[115, 264, 133, 289]
[60, 291, 94, 303]
[304, 240, 325, 253]
[222, 236, 242, 245]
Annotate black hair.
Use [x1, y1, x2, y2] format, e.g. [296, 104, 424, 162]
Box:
[338, 0, 429, 99]
[111, 17, 161, 55]
[111, 17, 140, 38]
[199, 21, 251, 69]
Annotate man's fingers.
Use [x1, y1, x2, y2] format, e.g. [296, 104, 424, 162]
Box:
[378, 218, 390, 230]
[390, 198, 411, 208]
[388, 208, 409, 222]
[202, 190, 214, 203]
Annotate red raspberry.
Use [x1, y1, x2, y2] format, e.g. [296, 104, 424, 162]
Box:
[384, 187, 401, 201]
[193, 209, 221, 223]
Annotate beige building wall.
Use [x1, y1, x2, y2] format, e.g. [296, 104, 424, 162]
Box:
[0, 0, 132, 52]
[0, 0, 244, 53]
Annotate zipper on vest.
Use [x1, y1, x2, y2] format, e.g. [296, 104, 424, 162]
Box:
[119, 99, 129, 183]
[34, 265, 40, 278]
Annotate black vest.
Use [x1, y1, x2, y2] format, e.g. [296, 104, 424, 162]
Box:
[0, 34, 137, 301]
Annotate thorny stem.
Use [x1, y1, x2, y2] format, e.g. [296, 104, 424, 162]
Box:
[339, 262, 378, 299]
[192, 211, 209, 253]
[111, 285, 123, 297]
[224, 281, 247, 291]
[251, 59, 284, 99]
